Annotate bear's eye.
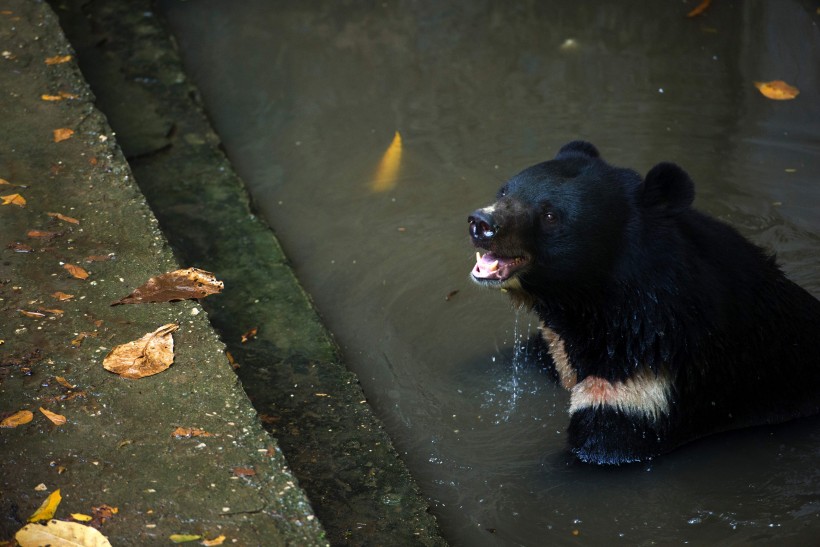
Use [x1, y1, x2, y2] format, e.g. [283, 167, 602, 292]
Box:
[543, 211, 558, 223]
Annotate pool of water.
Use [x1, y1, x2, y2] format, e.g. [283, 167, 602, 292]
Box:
[158, 1, 820, 544]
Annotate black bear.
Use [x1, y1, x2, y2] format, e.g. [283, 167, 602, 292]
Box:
[468, 141, 820, 465]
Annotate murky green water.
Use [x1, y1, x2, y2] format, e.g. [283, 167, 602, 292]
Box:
[159, 1, 820, 544]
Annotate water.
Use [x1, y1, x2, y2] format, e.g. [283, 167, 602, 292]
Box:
[158, 1, 820, 544]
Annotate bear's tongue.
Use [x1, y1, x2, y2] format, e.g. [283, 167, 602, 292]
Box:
[472, 252, 523, 280]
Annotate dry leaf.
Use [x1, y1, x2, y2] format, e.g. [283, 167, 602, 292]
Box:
[28, 230, 59, 239]
[71, 332, 96, 348]
[45, 54, 72, 65]
[170, 534, 202, 543]
[52, 291, 74, 301]
[53, 128, 74, 142]
[1, 193, 26, 207]
[8, 242, 33, 252]
[371, 131, 402, 192]
[754, 80, 799, 100]
[19, 310, 46, 318]
[103, 323, 179, 379]
[112, 268, 224, 305]
[64, 263, 89, 279]
[41, 94, 64, 101]
[240, 327, 258, 343]
[47, 212, 80, 224]
[16, 519, 112, 547]
[1, 409, 33, 428]
[201, 535, 227, 546]
[90, 504, 118, 525]
[39, 407, 67, 426]
[28, 489, 62, 523]
[687, 0, 711, 17]
[71, 513, 93, 522]
[0, 177, 12, 185]
[55, 376, 76, 389]
[232, 467, 256, 477]
[171, 427, 213, 438]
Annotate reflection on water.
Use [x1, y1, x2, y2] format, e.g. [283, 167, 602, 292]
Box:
[159, 0, 820, 544]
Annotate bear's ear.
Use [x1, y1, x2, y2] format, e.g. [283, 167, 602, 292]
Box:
[640, 162, 695, 214]
[556, 140, 600, 159]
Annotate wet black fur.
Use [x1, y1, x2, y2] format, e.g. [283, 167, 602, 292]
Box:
[472, 141, 820, 464]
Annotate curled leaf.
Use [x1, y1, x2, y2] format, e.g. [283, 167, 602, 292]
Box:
[16, 519, 112, 547]
[45, 55, 72, 65]
[112, 268, 223, 305]
[47, 212, 80, 224]
[27, 489, 62, 523]
[240, 327, 258, 344]
[39, 407, 67, 426]
[103, 324, 179, 379]
[1, 409, 33, 428]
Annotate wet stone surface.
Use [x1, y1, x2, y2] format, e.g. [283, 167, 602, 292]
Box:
[0, 1, 324, 545]
[47, 0, 446, 545]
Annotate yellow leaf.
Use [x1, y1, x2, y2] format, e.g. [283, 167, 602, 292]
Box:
[201, 535, 227, 546]
[52, 291, 75, 301]
[53, 128, 74, 142]
[42, 94, 64, 101]
[71, 513, 93, 522]
[371, 131, 402, 193]
[27, 489, 62, 523]
[0, 409, 33, 428]
[15, 519, 112, 547]
[45, 55, 72, 65]
[1, 193, 26, 207]
[170, 534, 203, 543]
[64, 263, 89, 279]
[39, 407, 67, 426]
[754, 80, 799, 100]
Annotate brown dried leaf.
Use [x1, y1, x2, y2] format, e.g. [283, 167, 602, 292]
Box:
[112, 268, 224, 305]
[232, 467, 256, 477]
[201, 535, 227, 546]
[687, 0, 711, 17]
[8, 242, 33, 252]
[39, 407, 67, 426]
[55, 376, 76, 389]
[53, 128, 74, 142]
[103, 323, 179, 379]
[171, 426, 214, 438]
[19, 310, 46, 318]
[16, 519, 112, 547]
[45, 54, 72, 65]
[64, 263, 89, 279]
[240, 327, 258, 344]
[0, 409, 33, 428]
[27, 230, 59, 238]
[47, 212, 79, 224]
[754, 80, 799, 100]
[1, 193, 26, 207]
[52, 291, 74, 301]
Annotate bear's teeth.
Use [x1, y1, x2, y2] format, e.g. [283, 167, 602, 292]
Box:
[476, 252, 482, 262]
[488, 260, 499, 271]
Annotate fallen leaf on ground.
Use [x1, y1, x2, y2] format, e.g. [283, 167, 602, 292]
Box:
[52, 291, 74, 301]
[1, 193, 26, 206]
[240, 327, 258, 343]
[103, 323, 179, 379]
[112, 268, 223, 305]
[201, 535, 227, 546]
[170, 534, 202, 543]
[16, 519, 112, 547]
[0, 177, 12, 185]
[47, 212, 80, 224]
[232, 467, 256, 477]
[754, 80, 799, 100]
[53, 128, 74, 142]
[687, 0, 711, 17]
[64, 263, 89, 279]
[90, 504, 118, 526]
[71, 513, 93, 522]
[27, 489, 62, 523]
[39, 407, 67, 426]
[28, 230, 59, 238]
[371, 130, 402, 193]
[172, 427, 213, 438]
[1, 409, 33, 428]
[45, 54, 72, 65]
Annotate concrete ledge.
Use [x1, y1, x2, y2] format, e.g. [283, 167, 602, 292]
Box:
[0, 1, 325, 544]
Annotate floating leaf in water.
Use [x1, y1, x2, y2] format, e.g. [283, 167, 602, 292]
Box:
[201, 535, 227, 546]
[52, 291, 75, 301]
[112, 268, 223, 305]
[1, 193, 26, 207]
[171, 426, 213, 438]
[170, 534, 203, 543]
[371, 131, 402, 193]
[40, 407, 67, 426]
[754, 80, 799, 100]
[45, 55, 72, 65]
[687, 0, 711, 17]
[53, 128, 74, 142]
[1, 409, 33, 428]
[103, 323, 179, 379]
[16, 519, 111, 547]
[47, 212, 80, 224]
[240, 327, 258, 343]
[28, 489, 62, 523]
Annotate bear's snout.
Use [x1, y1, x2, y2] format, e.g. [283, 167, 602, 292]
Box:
[468, 208, 498, 244]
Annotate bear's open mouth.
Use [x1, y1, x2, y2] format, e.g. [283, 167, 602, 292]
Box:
[471, 251, 529, 285]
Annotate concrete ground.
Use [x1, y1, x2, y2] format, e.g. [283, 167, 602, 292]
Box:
[1, 0, 444, 545]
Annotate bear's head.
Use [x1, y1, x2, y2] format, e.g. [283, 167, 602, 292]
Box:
[468, 141, 695, 304]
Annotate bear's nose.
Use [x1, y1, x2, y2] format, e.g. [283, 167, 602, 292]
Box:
[468, 210, 497, 242]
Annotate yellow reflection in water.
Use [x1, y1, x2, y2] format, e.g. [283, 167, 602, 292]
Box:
[371, 131, 402, 192]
